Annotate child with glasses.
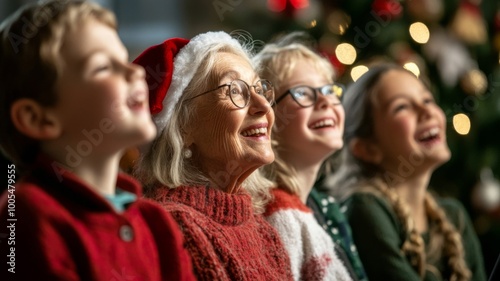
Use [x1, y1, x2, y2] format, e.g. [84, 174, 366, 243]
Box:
[254, 33, 361, 281]
[0, 1, 195, 280]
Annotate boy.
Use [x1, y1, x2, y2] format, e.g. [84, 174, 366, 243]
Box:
[0, 1, 194, 280]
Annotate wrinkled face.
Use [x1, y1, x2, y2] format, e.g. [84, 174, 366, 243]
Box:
[185, 52, 275, 188]
[273, 58, 345, 168]
[51, 19, 156, 153]
[371, 69, 450, 175]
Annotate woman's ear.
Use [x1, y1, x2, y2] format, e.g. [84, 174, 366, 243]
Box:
[349, 137, 383, 165]
[10, 98, 62, 140]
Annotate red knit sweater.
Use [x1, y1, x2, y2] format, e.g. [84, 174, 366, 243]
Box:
[0, 155, 195, 281]
[150, 185, 294, 281]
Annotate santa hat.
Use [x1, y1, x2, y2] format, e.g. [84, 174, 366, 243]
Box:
[133, 31, 244, 132]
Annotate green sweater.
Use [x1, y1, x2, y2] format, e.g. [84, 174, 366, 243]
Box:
[344, 192, 486, 281]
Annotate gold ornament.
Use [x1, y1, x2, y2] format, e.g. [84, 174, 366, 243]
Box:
[326, 10, 351, 35]
[407, 0, 444, 23]
[494, 33, 500, 52]
[460, 69, 488, 96]
[450, 3, 487, 45]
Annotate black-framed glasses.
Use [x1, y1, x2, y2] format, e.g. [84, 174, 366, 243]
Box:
[187, 79, 275, 109]
[275, 83, 345, 108]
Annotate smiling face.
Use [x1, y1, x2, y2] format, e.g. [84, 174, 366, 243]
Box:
[49, 19, 156, 154]
[370, 69, 450, 174]
[273, 58, 345, 167]
[185, 52, 275, 189]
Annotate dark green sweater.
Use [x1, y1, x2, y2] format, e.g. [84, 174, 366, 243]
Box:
[344, 192, 486, 281]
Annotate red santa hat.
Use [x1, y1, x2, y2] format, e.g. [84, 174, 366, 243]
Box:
[133, 31, 244, 132]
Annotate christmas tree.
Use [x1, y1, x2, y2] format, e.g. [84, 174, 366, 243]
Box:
[223, 0, 500, 274]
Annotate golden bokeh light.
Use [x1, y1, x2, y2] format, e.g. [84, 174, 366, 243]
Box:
[403, 62, 420, 77]
[335, 43, 357, 65]
[409, 22, 430, 44]
[350, 65, 369, 82]
[453, 113, 471, 135]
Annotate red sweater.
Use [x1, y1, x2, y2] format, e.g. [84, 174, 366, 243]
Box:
[150, 185, 294, 281]
[0, 156, 195, 281]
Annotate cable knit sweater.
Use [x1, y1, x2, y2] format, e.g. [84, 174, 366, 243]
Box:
[149, 185, 294, 281]
[264, 188, 353, 281]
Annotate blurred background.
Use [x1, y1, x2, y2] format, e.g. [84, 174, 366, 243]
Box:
[1, 0, 500, 275]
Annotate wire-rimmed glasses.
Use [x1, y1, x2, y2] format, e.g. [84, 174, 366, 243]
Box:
[275, 83, 345, 108]
[188, 79, 275, 108]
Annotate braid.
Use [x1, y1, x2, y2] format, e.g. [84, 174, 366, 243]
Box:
[425, 193, 471, 281]
[370, 179, 426, 276]
[371, 180, 472, 280]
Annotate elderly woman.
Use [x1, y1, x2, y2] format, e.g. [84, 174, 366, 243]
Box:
[133, 31, 293, 281]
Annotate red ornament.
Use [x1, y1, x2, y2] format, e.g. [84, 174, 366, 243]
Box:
[494, 10, 500, 32]
[268, 0, 287, 12]
[267, 0, 308, 14]
[319, 50, 345, 78]
[371, 0, 403, 19]
[290, 0, 309, 9]
[460, 1, 482, 17]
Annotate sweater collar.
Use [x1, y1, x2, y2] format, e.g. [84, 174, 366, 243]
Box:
[27, 153, 142, 211]
[152, 185, 253, 226]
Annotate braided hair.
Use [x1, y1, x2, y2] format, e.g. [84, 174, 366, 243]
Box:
[323, 64, 471, 280]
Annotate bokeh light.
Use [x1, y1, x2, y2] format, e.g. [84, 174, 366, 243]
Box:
[335, 43, 357, 65]
[453, 113, 471, 135]
[403, 62, 420, 77]
[350, 65, 369, 82]
[409, 22, 430, 44]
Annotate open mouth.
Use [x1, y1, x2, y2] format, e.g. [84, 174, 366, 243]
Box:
[416, 127, 440, 143]
[127, 98, 144, 110]
[241, 127, 268, 137]
[309, 118, 335, 129]
[127, 89, 147, 111]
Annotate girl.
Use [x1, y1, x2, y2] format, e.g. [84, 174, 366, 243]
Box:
[254, 34, 362, 281]
[324, 64, 486, 281]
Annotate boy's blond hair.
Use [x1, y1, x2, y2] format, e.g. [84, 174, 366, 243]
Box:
[0, 0, 116, 169]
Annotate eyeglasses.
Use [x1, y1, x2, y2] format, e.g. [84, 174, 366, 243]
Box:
[188, 79, 275, 109]
[275, 83, 345, 108]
